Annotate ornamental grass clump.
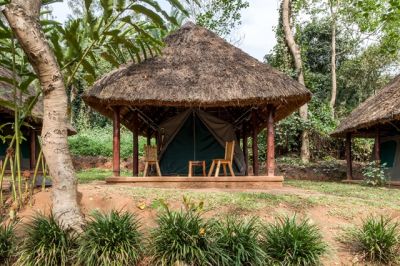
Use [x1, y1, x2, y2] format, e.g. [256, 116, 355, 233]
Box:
[148, 199, 220, 265]
[76, 210, 142, 266]
[16, 213, 76, 266]
[0, 222, 16, 265]
[261, 216, 327, 266]
[212, 216, 266, 266]
[348, 216, 399, 264]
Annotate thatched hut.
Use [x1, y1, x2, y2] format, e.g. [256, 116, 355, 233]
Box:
[83, 23, 311, 188]
[332, 75, 400, 181]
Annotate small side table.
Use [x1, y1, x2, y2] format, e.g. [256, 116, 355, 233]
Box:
[188, 160, 206, 177]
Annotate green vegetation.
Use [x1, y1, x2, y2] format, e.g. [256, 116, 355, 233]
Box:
[345, 216, 400, 264]
[16, 214, 76, 266]
[77, 210, 142, 266]
[0, 222, 15, 265]
[76, 168, 131, 183]
[261, 216, 327, 266]
[362, 161, 389, 187]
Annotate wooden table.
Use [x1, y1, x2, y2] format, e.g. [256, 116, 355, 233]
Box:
[188, 160, 206, 177]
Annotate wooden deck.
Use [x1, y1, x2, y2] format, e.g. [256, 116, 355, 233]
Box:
[105, 176, 284, 189]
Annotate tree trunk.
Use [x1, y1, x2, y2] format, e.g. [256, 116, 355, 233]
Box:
[329, 0, 337, 117]
[282, 0, 310, 163]
[2, 0, 84, 230]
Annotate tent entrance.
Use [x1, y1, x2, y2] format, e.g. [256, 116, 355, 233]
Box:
[159, 111, 243, 176]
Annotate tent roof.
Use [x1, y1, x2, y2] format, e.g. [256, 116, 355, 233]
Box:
[332, 75, 400, 137]
[83, 22, 311, 127]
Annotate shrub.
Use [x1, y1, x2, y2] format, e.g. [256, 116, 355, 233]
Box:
[148, 204, 220, 265]
[212, 216, 266, 266]
[16, 214, 76, 266]
[362, 161, 389, 186]
[77, 210, 142, 266]
[261, 216, 327, 265]
[0, 222, 15, 264]
[347, 216, 399, 263]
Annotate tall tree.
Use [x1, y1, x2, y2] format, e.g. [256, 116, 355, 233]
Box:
[329, 0, 337, 115]
[281, 0, 310, 163]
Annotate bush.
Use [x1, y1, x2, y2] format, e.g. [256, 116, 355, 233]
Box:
[362, 161, 389, 186]
[261, 216, 327, 265]
[213, 216, 266, 266]
[77, 210, 142, 266]
[16, 214, 76, 266]
[0, 222, 15, 264]
[348, 216, 399, 263]
[148, 204, 220, 265]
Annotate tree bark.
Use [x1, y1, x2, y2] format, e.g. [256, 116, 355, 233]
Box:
[3, 0, 84, 230]
[329, 0, 338, 117]
[282, 0, 310, 163]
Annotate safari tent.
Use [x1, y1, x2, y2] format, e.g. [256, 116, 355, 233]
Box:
[332, 75, 400, 181]
[83, 22, 311, 188]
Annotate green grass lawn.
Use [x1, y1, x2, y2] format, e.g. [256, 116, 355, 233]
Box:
[76, 168, 131, 183]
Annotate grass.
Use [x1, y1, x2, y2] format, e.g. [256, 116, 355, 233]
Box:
[76, 168, 131, 183]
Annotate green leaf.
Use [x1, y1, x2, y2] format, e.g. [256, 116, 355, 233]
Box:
[84, 0, 93, 11]
[130, 4, 166, 29]
[101, 51, 120, 67]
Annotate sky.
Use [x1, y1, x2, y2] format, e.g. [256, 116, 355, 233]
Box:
[50, 0, 281, 61]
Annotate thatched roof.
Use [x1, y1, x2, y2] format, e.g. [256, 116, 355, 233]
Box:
[332, 75, 400, 137]
[83, 23, 311, 133]
[0, 66, 43, 124]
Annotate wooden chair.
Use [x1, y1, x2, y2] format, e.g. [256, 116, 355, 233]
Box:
[143, 145, 162, 177]
[208, 141, 235, 177]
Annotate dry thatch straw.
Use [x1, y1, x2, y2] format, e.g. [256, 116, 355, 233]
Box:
[332, 75, 400, 137]
[84, 23, 311, 132]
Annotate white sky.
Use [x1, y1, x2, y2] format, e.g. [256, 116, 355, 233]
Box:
[50, 0, 280, 61]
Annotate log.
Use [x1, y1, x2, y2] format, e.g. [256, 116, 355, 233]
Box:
[266, 106, 275, 176]
[345, 133, 353, 180]
[112, 106, 121, 176]
[252, 109, 259, 176]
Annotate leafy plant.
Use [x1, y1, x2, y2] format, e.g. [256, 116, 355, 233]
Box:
[261, 216, 327, 266]
[76, 210, 142, 266]
[16, 213, 76, 266]
[0, 222, 16, 265]
[346, 216, 400, 264]
[362, 161, 388, 186]
[148, 200, 220, 265]
[212, 216, 266, 266]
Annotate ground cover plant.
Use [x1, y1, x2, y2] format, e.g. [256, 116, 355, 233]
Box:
[0, 222, 15, 265]
[76, 210, 143, 266]
[261, 216, 327, 265]
[362, 161, 389, 187]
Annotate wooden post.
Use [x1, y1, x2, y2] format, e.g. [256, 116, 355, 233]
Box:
[243, 132, 249, 176]
[266, 106, 275, 176]
[252, 110, 259, 176]
[345, 133, 353, 180]
[375, 128, 381, 163]
[29, 129, 36, 170]
[133, 112, 139, 177]
[112, 106, 121, 176]
[147, 134, 151, 146]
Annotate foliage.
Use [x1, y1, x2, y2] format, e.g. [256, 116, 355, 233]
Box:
[77, 210, 142, 266]
[362, 161, 389, 187]
[212, 216, 266, 266]
[345, 216, 400, 263]
[261, 216, 327, 266]
[0, 222, 15, 265]
[16, 213, 76, 266]
[148, 199, 221, 265]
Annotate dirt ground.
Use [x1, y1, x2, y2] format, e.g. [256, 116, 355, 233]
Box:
[14, 181, 400, 266]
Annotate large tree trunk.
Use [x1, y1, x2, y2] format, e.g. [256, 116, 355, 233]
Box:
[329, 0, 337, 117]
[282, 0, 310, 163]
[2, 0, 84, 230]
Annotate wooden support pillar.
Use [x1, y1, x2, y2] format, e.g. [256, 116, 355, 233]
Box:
[29, 129, 36, 170]
[375, 128, 381, 163]
[266, 105, 275, 176]
[243, 132, 249, 176]
[147, 134, 151, 146]
[112, 106, 121, 176]
[345, 133, 353, 180]
[252, 110, 259, 176]
[133, 112, 139, 177]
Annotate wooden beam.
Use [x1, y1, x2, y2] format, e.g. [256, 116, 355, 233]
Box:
[133, 111, 139, 177]
[375, 128, 381, 163]
[243, 132, 249, 176]
[252, 109, 259, 176]
[112, 106, 121, 176]
[266, 106, 275, 176]
[29, 129, 36, 170]
[345, 133, 353, 180]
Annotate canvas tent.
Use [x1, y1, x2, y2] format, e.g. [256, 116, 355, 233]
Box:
[159, 109, 245, 175]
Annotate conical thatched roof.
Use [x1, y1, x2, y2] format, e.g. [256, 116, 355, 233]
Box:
[332, 75, 400, 137]
[84, 23, 311, 132]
